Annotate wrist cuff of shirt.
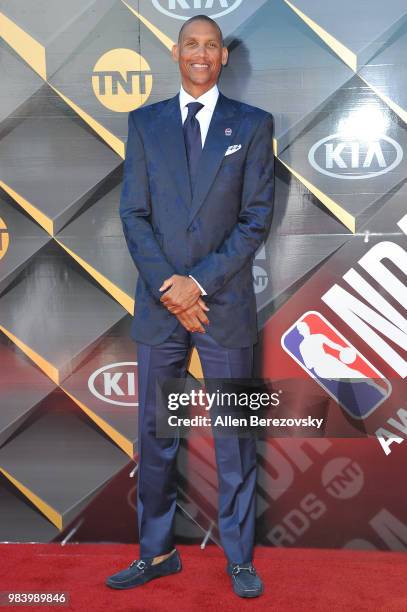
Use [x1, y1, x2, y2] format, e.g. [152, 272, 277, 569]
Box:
[189, 275, 207, 296]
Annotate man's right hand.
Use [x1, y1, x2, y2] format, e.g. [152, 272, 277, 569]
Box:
[175, 298, 209, 333]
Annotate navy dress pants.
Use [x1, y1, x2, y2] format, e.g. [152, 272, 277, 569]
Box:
[136, 323, 257, 564]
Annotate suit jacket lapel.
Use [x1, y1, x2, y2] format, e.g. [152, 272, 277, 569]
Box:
[188, 93, 239, 226]
[152, 93, 239, 220]
[154, 94, 192, 208]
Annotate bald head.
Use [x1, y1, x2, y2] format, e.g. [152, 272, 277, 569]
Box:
[178, 14, 223, 45]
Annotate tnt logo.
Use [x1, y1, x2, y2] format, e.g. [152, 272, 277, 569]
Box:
[92, 49, 152, 112]
[281, 311, 391, 419]
[152, 0, 243, 19]
[0, 217, 9, 260]
[321, 457, 364, 500]
[252, 264, 268, 294]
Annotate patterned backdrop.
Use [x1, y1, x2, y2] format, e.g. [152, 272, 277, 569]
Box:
[0, 0, 406, 551]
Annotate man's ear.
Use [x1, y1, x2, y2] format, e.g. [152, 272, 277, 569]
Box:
[172, 44, 179, 63]
[221, 46, 228, 66]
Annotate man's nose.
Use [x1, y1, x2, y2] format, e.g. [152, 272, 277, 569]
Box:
[193, 46, 208, 58]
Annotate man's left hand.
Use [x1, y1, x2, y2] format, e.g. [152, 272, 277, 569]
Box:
[159, 274, 202, 314]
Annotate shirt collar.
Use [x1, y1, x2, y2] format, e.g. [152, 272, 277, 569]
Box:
[179, 84, 219, 112]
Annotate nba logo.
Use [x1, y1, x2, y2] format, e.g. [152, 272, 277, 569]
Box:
[281, 311, 391, 419]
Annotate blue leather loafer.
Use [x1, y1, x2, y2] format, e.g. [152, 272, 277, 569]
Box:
[106, 549, 182, 589]
[227, 562, 264, 598]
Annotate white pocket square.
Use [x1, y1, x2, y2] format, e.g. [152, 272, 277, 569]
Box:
[225, 144, 242, 156]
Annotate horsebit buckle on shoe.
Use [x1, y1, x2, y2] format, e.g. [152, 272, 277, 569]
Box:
[130, 560, 146, 570]
[232, 564, 255, 576]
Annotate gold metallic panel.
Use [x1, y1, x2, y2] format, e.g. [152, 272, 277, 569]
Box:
[61, 387, 134, 459]
[283, 0, 357, 72]
[48, 84, 125, 159]
[54, 239, 135, 314]
[0, 468, 62, 529]
[121, 0, 175, 51]
[0, 11, 46, 79]
[279, 160, 356, 233]
[188, 347, 204, 380]
[0, 181, 53, 235]
[359, 75, 407, 126]
[0, 325, 60, 384]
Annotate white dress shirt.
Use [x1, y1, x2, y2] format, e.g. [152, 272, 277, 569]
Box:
[179, 83, 219, 147]
[179, 84, 220, 296]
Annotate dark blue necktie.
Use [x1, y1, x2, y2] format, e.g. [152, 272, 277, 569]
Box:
[183, 101, 204, 188]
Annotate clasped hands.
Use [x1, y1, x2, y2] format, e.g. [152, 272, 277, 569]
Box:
[159, 275, 209, 333]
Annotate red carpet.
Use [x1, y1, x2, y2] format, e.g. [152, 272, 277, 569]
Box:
[0, 544, 406, 611]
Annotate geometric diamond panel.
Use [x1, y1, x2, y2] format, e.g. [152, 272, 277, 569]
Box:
[61, 317, 138, 458]
[0, 194, 51, 294]
[220, 0, 353, 147]
[56, 183, 137, 313]
[0, 85, 121, 235]
[360, 18, 407, 124]
[0, 392, 129, 529]
[0, 40, 43, 124]
[0, 474, 59, 542]
[0, 250, 126, 383]
[278, 75, 407, 231]
[283, 0, 407, 69]
[255, 161, 351, 318]
[0, 337, 55, 447]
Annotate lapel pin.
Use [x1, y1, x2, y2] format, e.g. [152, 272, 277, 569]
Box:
[225, 128, 232, 136]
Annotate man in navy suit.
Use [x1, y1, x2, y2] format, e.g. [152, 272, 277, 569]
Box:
[107, 15, 274, 598]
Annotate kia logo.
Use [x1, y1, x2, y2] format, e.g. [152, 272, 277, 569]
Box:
[152, 0, 243, 20]
[308, 133, 403, 180]
[88, 362, 138, 406]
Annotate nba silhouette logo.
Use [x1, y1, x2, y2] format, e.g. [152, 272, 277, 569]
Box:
[281, 311, 391, 419]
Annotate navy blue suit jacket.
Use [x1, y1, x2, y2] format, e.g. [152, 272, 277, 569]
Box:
[120, 92, 274, 348]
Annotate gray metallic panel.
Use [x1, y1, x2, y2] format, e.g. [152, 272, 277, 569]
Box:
[360, 19, 407, 122]
[0, 252, 126, 381]
[0, 195, 51, 294]
[0, 393, 129, 527]
[48, 2, 177, 143]
[284, 0, 407, 66]
[0, 85, 121, 233]
[0, 0, 117, 77]
[219, 0, 353, 144]
[255, 162, 350, 316]
[56, 184, 137, 299]
[0, 41, 43, 124]
[0, 339, 55, 447]
[278, 74, 407, 229]
[0, 476, 59, 542]
[62, 317, 138, 456]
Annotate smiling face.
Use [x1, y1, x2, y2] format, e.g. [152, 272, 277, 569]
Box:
[172, 18, 228, 98]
